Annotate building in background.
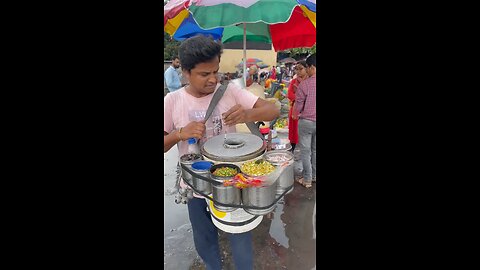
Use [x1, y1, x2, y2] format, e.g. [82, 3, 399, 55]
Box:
[220, 41, 277, 73]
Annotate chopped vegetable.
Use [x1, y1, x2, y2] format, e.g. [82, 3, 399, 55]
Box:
[241, 160, 275, 176]
[212, 167, 238, 177]
[223, 174, 263, 189]
[274, 118, 288, 129]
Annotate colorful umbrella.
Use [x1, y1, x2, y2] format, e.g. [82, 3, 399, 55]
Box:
[235, 58, 266, 69]
[164, 0, 316, 40]
[172, 15, 223, 41]
[296, 0, 316, 12]
[164, 0, 316, 85]
[164, 0, 191, 35]
[221, 23, 272, 44]
[188, 0, 300, 29]
[240, 58, 264, 66]
[279, 57, 296, 64]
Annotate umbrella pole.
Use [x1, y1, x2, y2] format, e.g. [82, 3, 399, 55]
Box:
[243, 23, 247, 88]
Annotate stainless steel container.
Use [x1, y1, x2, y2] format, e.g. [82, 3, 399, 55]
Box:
[209, 163, 241, 212]
[201, 133, 266, 213]
[242, 178, 278, 215]
[264, 150, 295, 196]
[191, 161, 214, 195]
[180, 154, 203, 184]
[201, 133, 266, 165]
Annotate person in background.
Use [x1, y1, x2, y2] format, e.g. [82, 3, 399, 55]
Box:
[270, 65, 277, 80]
[277, 66, 283, 84]
[293, 54, 316, 188]
[164, 56, 183, 93]
[287, 61, 308, 152]
[164, 35, 279, 270]
[246, 65, 258, 87]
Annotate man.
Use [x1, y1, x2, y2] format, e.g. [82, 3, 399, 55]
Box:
[277, 67, 282, 84]
[164, 36, 279, 270]
[246, 64, 258, 87]
[164, 56, 182, 92]
[293, 54, 316, 188]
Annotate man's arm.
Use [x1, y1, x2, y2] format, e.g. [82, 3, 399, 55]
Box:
[165, 69, 181, 90]
[294, 81, 307, 116]
[164, 130, 181, 153]
[164, 122, 207, 153]
[248, 98, 280, 122]
[172, 71, 182, 89]
[165, 69, 174, 90]
[223, 98, 280, 126]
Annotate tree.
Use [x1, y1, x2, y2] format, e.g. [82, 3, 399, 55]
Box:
[164, 32, 181, 61]
[280, 44, 316, 60]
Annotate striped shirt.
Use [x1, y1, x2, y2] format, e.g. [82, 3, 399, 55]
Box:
[294, 75, 316, 122]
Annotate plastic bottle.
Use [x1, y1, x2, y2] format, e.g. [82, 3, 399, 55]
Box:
[187, 138, 200, 155]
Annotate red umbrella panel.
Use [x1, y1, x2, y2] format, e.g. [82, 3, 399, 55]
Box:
[269, 6, 316, 51]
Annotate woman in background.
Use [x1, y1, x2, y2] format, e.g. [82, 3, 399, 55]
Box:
[270, 66, 277, 80]
[287, 61, 308, 152]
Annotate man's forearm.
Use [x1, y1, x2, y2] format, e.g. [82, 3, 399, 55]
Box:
[245, 103, 280, 122]
[164, 131, 181, 153]
[295, 88, 306, 115]
[294, 99, 305, 115]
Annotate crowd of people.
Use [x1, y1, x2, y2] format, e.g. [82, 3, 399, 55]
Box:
[164, 35, 316, 270]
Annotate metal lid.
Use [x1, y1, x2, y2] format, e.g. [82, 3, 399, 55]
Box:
[201, 133, 265, 162]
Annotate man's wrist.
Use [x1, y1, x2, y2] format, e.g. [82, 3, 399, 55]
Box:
[176, 127, 184, 142]
[243, 109, 254, 123]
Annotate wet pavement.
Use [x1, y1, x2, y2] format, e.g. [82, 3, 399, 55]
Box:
[164, 144, 316, 270]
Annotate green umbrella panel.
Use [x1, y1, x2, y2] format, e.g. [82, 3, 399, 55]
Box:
[221, 23, 272, 44]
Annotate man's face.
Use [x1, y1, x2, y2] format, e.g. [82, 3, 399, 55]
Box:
[306, 65, 316, 76]
[172, 58, 180, 69]
[183, 57, 220, 95]
[295, 64, 307, 77]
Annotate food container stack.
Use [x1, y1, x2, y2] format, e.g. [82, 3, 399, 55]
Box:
[210, 164, 241, 212]
[240, 159, 279, 215]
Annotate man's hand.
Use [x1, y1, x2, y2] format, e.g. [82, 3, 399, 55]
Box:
[181, 121, 206, 140]
[292, 109, 299, 120]
[222, 104, 247, 126]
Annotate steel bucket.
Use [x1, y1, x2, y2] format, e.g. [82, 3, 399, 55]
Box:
[242, 177, 278, 216]
[191, 161, 214, 195]
[180, 154, 203, 184]
[209, 164, 241, 212]
[264, 150, 295, 196]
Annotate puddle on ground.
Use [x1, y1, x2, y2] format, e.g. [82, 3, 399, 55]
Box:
[269, 203, 289, 248]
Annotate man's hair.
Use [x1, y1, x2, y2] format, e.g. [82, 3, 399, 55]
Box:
[172, 56, 179, 61]
[296, 60, 307, 68]
[306, 54, 316, 67]
[178, 35, 223, 72]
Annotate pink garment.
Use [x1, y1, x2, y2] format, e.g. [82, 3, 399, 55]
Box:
[294, 75, 316, 122]
[164, 83, 259, 198]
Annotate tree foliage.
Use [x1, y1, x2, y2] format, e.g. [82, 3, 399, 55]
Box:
[280, 44, 316, 60]
[164, 32, 181, 61]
